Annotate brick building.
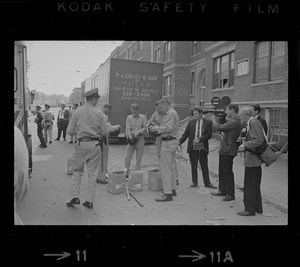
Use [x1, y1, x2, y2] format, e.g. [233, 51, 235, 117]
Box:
[110, 41, 288, 148]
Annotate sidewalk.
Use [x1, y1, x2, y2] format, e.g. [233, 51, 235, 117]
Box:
[177, 124, 288, 213]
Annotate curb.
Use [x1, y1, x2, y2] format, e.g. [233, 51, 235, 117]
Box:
[177, 153, 288, 214]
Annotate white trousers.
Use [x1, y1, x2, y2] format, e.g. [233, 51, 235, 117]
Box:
[160, 139, 178, 194]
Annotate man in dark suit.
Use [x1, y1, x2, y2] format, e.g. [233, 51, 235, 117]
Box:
[250, 104, 268, 135]
[211, 103, 242, 201]
[178, 107, 217, 189]
[55, 103, 70, 141]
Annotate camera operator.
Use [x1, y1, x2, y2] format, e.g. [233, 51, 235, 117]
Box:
[211, 103, 242, 202]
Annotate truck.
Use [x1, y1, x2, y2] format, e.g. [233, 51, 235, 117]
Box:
[14, 41, 35, 176]
[84, 58, 164, 142]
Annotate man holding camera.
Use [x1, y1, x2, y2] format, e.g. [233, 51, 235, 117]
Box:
[178, 107, 216, 189]
[211, 103, 242, 201]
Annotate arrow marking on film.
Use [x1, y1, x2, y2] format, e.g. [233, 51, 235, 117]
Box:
[179, 250, 206, 262]
[44, 252, 71, 261]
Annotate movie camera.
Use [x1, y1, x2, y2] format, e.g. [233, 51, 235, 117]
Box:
[191, 96, 232, 124]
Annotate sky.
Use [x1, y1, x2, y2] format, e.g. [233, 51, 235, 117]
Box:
[24, 41, 124, 96]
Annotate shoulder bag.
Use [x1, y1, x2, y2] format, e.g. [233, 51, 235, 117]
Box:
[259, 127, 278, 167]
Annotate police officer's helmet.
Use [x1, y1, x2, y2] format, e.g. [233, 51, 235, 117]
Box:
[148, 128, 161, 138]
[109, 128, 120, 137]
[148, 124, 161, 138]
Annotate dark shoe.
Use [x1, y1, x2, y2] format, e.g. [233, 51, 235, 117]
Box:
[172, 190, 177, 196]
[39, 145, 47, 148]
[223, 195, 235, 201]
[155, 194, 173, 202]
[96, 179, 108, 184]
[212, 190, 226, 196]
[255, 209, 263, 214]
[205, 183, 217, 189]
[82, 201, 93, 209]
[63, 139, 67, 141]
[49, 141, 52, 144]
[66, 198, 80, 207]
[237, 210, 255, 216]
[54, 138, 60, 141]
[69, 141, 73, 144]
[190, 183, 198, 188]
[176, 179, 179, 186]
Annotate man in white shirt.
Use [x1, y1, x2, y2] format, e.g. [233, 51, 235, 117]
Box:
[178, 107, 216, 189]
[124, 103, 147, 177]
[43, 104, 54, 143]
[55, 103, 70, 141]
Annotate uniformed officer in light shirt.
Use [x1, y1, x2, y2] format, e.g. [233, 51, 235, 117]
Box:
[66, 88, 108, 209]
[149, 98, 179, 202]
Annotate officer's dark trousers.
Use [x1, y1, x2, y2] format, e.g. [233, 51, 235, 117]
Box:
[37, 124, 46, 146]
[57, 120, 68, 140]
[244, 166, 263, 213]
[189, 150, 210, 186]
[218, 154, 235, 196]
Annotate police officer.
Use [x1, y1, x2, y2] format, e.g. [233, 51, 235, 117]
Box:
[34, 105, 47, 148]
[150, 98, 179, 202]
[148, 101, 179, 185]
[66, 88, 108, 209]
[96, 104, 121, 184]
[148, 101, 164, 167]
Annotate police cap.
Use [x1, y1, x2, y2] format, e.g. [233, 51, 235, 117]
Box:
[83, 88, 100, 98]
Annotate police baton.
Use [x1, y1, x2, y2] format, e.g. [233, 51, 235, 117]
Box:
[129, 192, 143, 207]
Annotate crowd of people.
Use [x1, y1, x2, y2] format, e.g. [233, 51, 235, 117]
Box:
[65, 88, 268, 216]
[16, 88, 268, 224]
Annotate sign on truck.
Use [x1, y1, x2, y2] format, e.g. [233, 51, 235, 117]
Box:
[85, 58, 164, 139]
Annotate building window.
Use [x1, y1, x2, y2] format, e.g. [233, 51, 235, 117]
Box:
[154, 48, 160, 63]
[269, 109, 280, 127]
[269, 109, 280, 142]
[255, 41, 285, 82]
[164, 41, 172, 62]
[192, 41, 201, 56]
[163, 75, 172, 96]
[191, 72, 195, 95]
[92, 76, 98, 89]
[213, 51, 235, 89]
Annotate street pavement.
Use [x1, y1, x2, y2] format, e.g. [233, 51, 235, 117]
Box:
[17, 109, 287, 225]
